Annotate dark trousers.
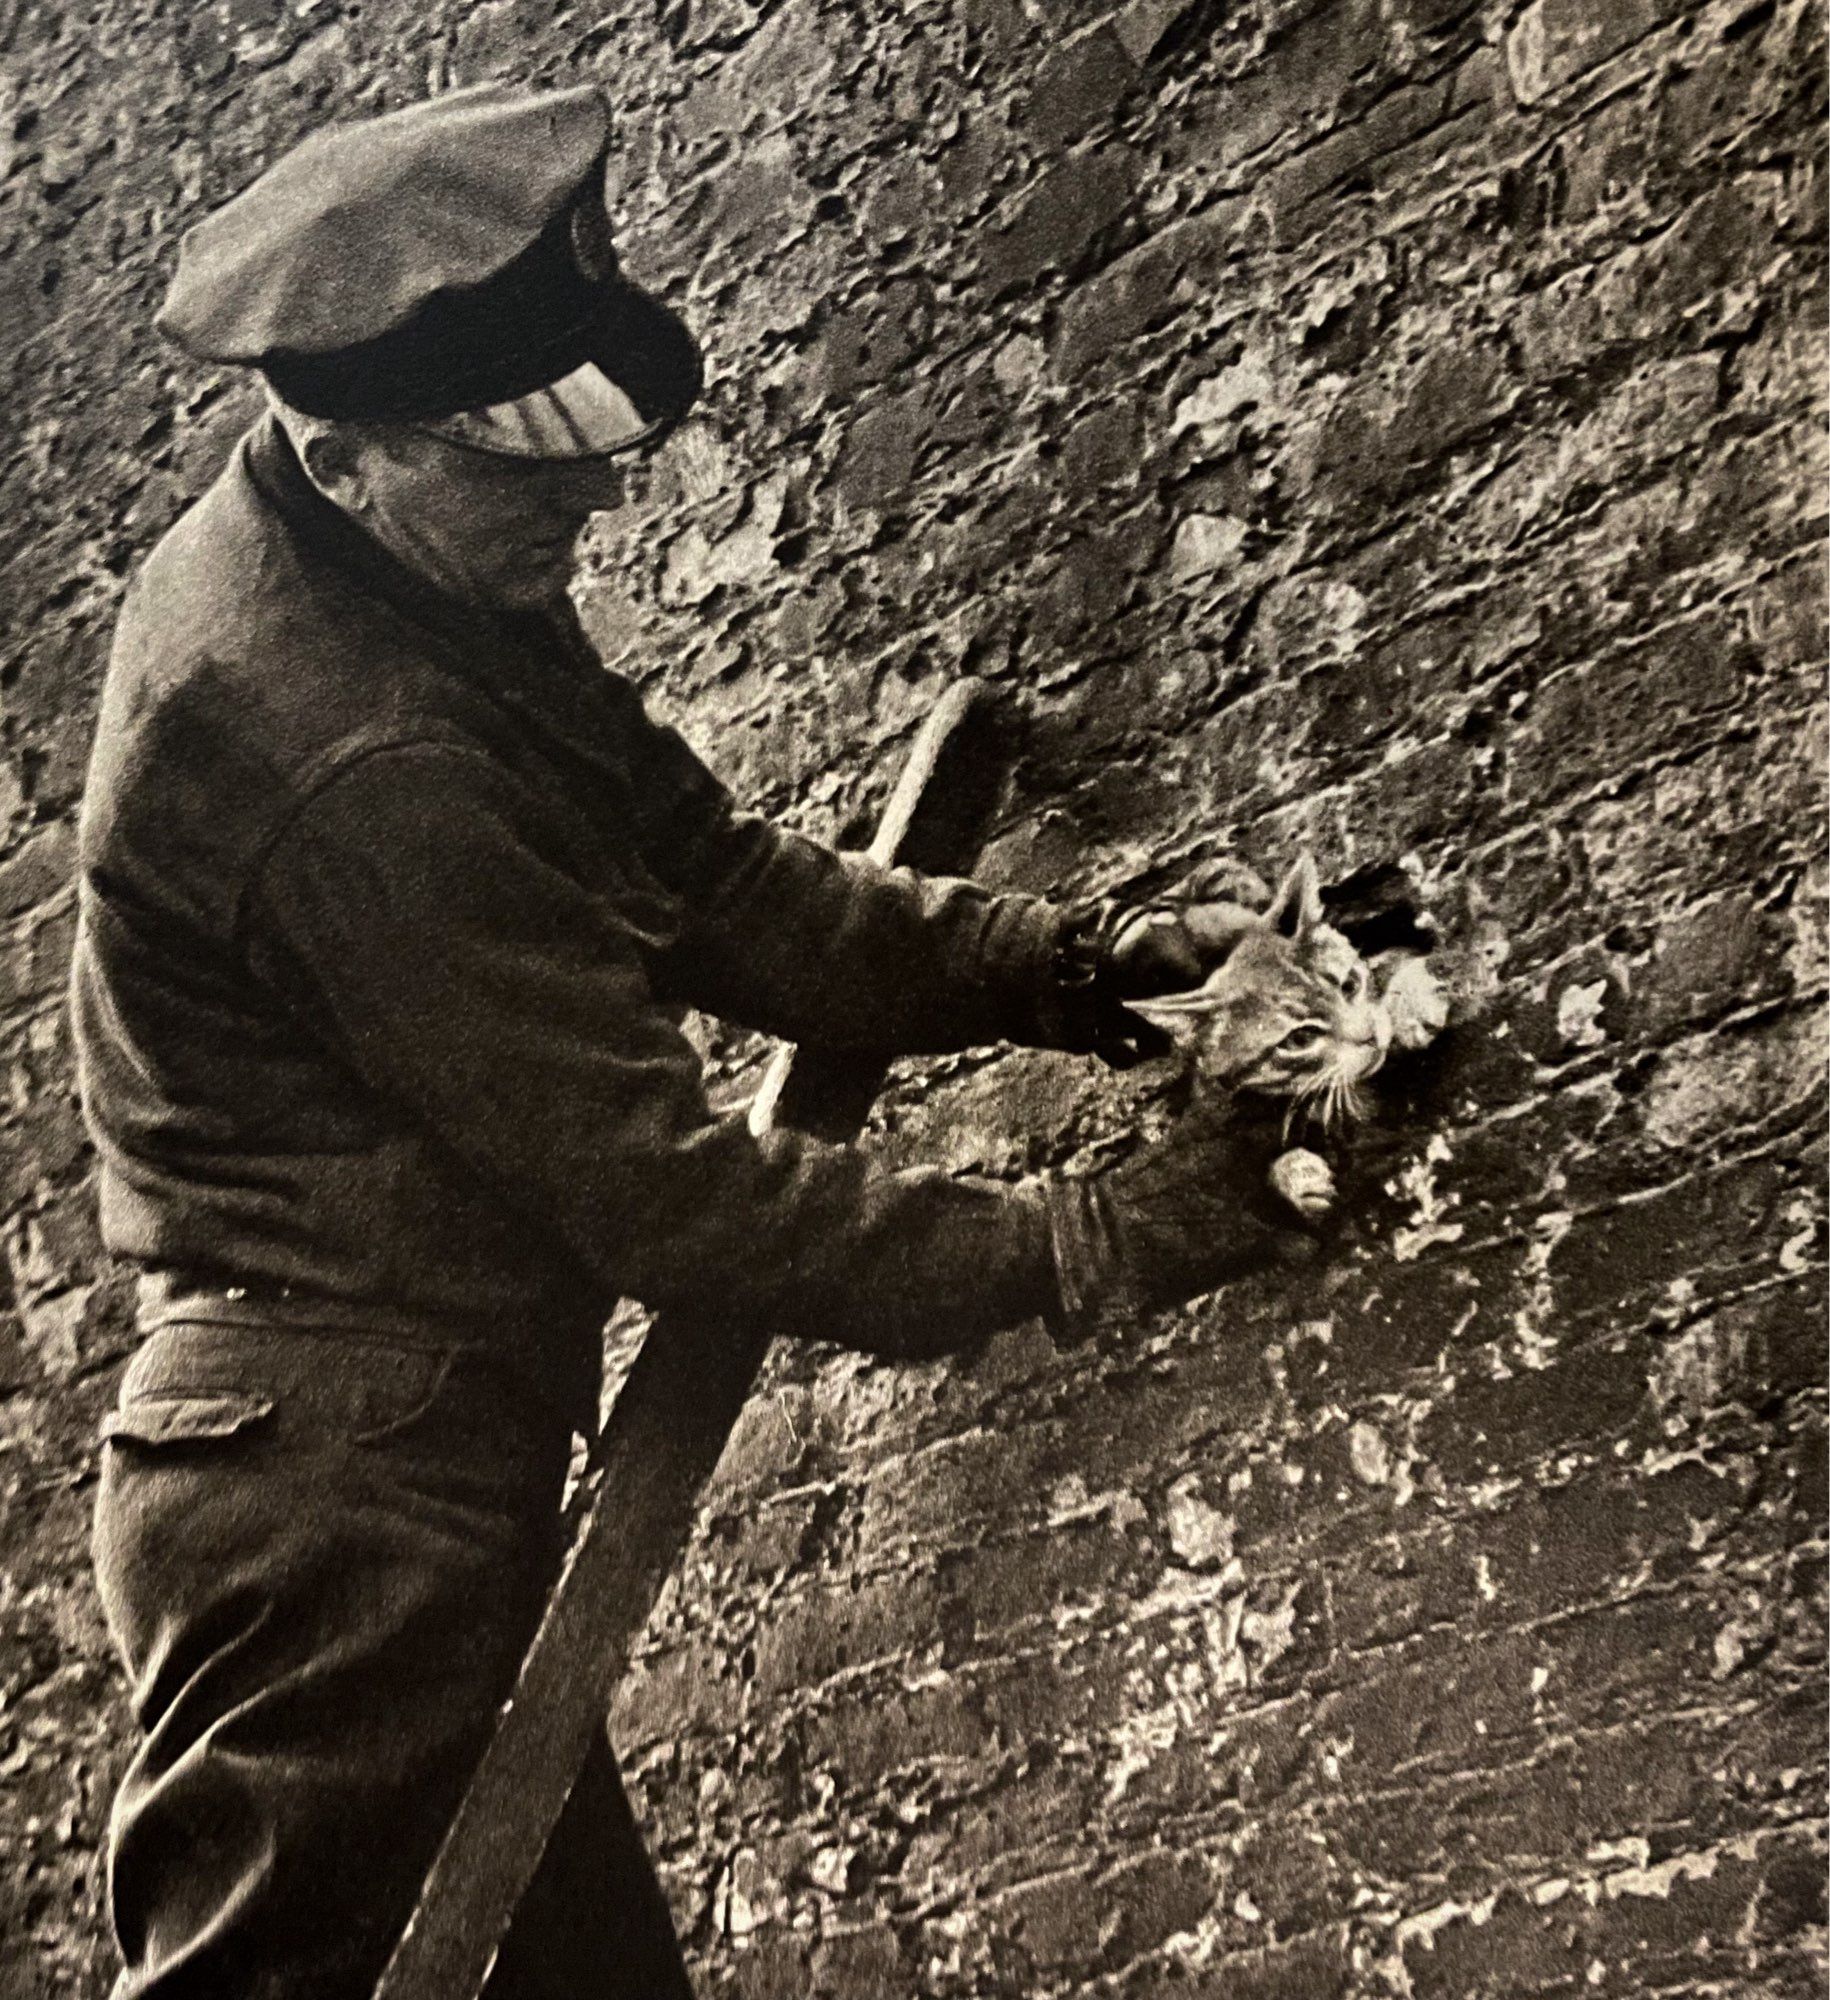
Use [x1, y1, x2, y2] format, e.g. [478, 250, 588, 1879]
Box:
[91, 1320, 695, 2000]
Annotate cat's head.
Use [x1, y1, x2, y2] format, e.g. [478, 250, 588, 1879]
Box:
[1128, 855, 1390, 1128]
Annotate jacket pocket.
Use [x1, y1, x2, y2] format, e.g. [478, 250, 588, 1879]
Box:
[101, 1389, 276, 1448]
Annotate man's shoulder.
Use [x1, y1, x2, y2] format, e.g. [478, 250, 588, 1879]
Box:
[121, 450, 442, 722]
[112, 438, 496, 766]
[83, 437, 492, 916]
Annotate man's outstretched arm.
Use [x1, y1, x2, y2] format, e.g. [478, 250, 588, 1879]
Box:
[614, 684, 1170, 1061]
[253, 740, 1061, 1358]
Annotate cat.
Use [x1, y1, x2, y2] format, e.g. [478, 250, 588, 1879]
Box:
[1126, 854, 1448, 1224]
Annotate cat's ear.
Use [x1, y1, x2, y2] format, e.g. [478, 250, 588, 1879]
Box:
[1126, 989, 1219, 1030]
[1267, 854, 1324, 943]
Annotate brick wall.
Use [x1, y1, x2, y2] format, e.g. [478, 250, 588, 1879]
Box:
[1, 1, 1823, 1994]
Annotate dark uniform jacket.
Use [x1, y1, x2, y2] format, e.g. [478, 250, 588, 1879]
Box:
[72, 417, 1070, 1388]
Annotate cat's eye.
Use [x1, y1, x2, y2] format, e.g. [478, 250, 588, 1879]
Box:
[1283, 1025, 1328, 1052]
[1339, 965, 1367, 999]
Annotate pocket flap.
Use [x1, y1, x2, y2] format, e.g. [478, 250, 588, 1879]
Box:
[101, 1391, 276, 1447]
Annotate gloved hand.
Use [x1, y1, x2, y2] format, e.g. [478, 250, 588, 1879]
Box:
[1049, 861, 1271, 1069]
[1044, 1086, 1321, 1329]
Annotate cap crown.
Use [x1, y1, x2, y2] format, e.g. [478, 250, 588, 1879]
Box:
[157, 84, 611, 364]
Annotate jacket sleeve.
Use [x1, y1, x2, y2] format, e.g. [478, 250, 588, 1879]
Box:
[616, 691, 1075, 1054]
[249, 741, 1059, 1357]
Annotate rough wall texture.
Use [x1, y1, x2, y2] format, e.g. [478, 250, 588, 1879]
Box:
[1, 0, 1825, 1994]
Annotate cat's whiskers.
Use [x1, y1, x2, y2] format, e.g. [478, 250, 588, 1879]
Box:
[1293, 1067, 1365, 1137]
[1288, 1073, 1332, 1137]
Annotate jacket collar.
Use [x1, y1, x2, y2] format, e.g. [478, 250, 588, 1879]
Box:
[240, 413, 642, 751]
[236, 416, 690, 918]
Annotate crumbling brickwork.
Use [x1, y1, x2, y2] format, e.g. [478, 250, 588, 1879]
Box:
[1, 1, 1824, 1994]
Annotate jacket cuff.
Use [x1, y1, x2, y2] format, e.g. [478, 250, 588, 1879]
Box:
[976, 897, 1084, 1047]
[1042, 1175, 1130, 1340]
[1005, 900, 1117, 1048]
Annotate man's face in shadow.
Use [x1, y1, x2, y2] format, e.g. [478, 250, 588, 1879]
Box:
[291, 413, 660, 612]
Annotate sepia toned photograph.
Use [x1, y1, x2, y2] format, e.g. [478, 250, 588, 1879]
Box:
[0, 0, 1824, 1995]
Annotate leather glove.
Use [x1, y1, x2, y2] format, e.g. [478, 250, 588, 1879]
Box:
[1048, 863, 1270, 1069]
[1043, 1086, 1317, 1329]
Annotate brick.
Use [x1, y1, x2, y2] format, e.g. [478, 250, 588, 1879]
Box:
[1057, 394, 1146, 492]
[1515, 178, 1777, 384]
[898, 1753, 1097, 1884]
[1175, 0, 1388, 172]
[1629, 892, 1800, 1040]
[809, 1927, 908, 1998]
[1261, 61, 1487, 249]
[1506, 0, 1691, 107]
[981, 144, 1139, 292]
[1638, 1010, 1824, 1153]
[808, 278, 932, 403]
[1054, 201, 1243, 377]
[1108, 1846, 1216, 1956]
[1547, 1157, 1788, 1320]
[1129, 1923, 1356, 2000]
[802, 1673, 988, 1777]
[932, 109, 1019, 225]
[0, 823, 76, 922]
[930, 1521, 1142, 1636]
[724, 1931, 811, 2000]
[1508, 622, 1754, 810]
[992, 1863, 1107, 1969]
[749, 1567, 953, 1700]
[611, 1631, 742, 1750]
[828, 383, 931, 517]
[1016, 30, 1139, 148]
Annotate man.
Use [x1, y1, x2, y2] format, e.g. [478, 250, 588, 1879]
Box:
[73, 84, 1310, 2000]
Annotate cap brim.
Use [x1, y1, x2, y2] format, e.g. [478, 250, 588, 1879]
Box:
[422, 360, 665, 459]
[415, 275, 702, 459]
[584, 277, 703, 433]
